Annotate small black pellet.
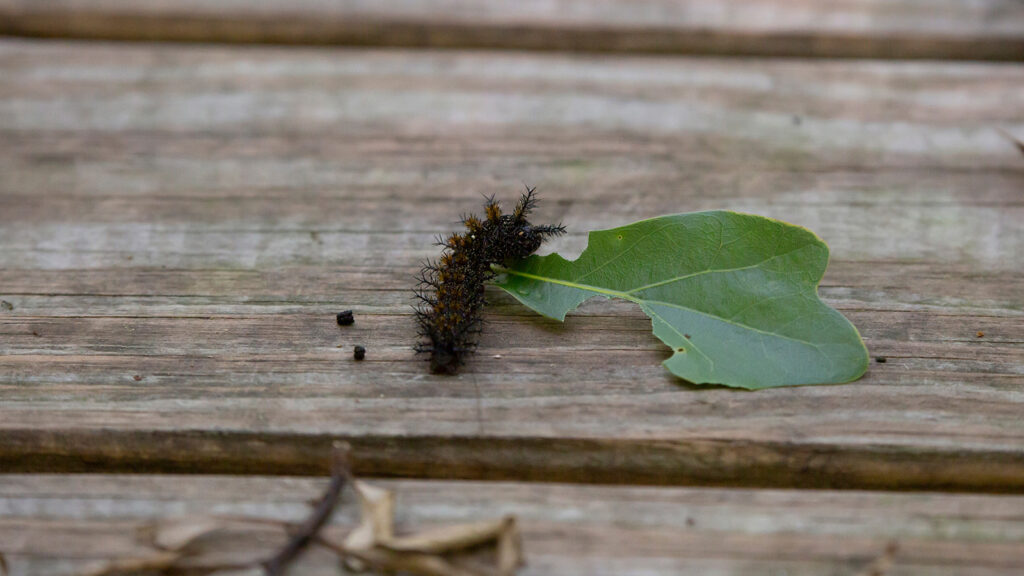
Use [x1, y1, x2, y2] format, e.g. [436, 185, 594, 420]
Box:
[336, 310, 354, 326]
[875, 356, 887, 363]
[354, 345, 366, 360]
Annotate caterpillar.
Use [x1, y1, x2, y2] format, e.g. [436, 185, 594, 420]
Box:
[415, 187, 565, 374]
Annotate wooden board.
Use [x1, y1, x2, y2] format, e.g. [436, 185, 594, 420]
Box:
[1, 0, 1023, 61]
[3, 474, 1024, 575]
[1, 39, 1023, 491]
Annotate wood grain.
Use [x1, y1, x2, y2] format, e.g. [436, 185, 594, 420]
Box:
[0, 0, 1023, 61]
[2, 474, 1024, 575]
[1, 40, 1023, 490]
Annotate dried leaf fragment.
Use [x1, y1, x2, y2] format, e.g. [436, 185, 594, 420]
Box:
[149, 516, 226, 551]
[81, 552, 182, 576]
[384, 518, 512, 554]
[856, 541, 899, 576]
[345, 480, 395, 551]
[339, 481, 524, 576]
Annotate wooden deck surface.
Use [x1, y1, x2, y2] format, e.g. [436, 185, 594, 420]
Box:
[1, 1, 1023, 574]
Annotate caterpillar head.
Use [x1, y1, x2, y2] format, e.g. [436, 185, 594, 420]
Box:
[480, 186, 565, 261]
[502, 217, 566, 260]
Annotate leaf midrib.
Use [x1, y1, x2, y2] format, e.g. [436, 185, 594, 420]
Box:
[499, 266, 827, 351]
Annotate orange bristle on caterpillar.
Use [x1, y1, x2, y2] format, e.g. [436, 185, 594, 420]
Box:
[414, 187, 565, 374]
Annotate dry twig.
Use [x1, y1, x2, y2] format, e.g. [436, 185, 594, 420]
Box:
[263, 443, 350, 576]
[997, 128, 1024, 156]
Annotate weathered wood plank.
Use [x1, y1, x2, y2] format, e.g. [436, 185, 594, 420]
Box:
[0, 40, 1022, 489]
[3, 264, 1020, 320]
[0, 166, 1022, 268]
[2, 474, 1024, 575]
[1, 42, 1022, 169]
[0, 0, 1022, 61]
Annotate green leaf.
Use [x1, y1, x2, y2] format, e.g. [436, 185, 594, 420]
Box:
[495, 211, 868, 389]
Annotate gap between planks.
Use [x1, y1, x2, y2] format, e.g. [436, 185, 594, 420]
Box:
[4, 429, 1024, 494]
[0, 0, 1022, 61]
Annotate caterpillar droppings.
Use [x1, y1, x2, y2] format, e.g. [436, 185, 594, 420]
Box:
[415, 187, 565, 374]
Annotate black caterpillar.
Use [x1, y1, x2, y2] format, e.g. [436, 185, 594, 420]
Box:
[415, 188, 565, 374]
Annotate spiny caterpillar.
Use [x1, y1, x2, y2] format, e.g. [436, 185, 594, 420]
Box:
[415, 188, 565, 374]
